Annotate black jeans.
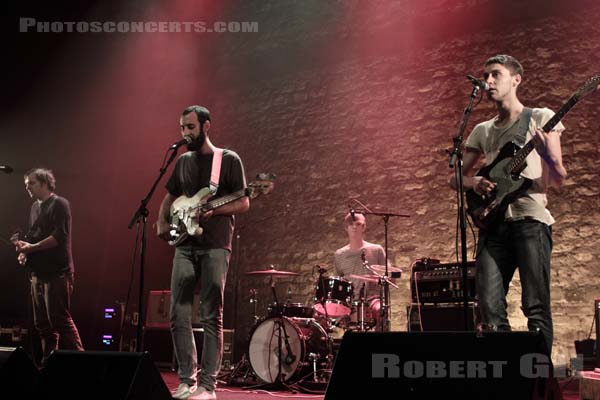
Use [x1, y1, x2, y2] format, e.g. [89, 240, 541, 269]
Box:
[476, 219, 553, 355]
[30, 272, 84, 366]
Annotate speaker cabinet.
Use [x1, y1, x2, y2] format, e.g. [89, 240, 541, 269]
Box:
[325, 331, 551, 400]
[36, 350, 171, 400]
[407, 303, 479, 331]
[0, 347, 39, 399]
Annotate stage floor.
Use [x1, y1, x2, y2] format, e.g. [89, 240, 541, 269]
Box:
[160, 370, 581, 400]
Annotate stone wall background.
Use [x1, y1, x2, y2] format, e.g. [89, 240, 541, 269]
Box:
[0, 0, 598, 365]
[209, 0, 600, 364]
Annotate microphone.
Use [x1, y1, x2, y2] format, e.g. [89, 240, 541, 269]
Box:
[466, 75, 490, 91]
[0, 165, 14, 174]
[169, 135, 193, 150]
[350, 209, 356, 221]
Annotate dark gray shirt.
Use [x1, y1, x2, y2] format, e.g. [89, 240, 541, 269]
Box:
[165, 148, 246, 251]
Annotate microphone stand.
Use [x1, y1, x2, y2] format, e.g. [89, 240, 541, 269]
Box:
[127, 146, 179, 351]
[448, 85, 481, 331]
[361, 210, 409, 332]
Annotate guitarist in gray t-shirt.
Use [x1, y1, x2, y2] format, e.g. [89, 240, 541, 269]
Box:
[450, 55, 567, 357]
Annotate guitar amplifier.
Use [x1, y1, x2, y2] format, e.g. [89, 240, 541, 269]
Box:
[146, 290, 202, 328]
[411, 259, 477, 303]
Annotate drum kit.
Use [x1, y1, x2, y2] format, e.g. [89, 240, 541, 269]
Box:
[241, 264, 402, 385]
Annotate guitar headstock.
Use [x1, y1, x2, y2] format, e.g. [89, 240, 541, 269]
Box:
[247, 173, 276, 199]
[9, 231, 21, 244]
[574, 73, 600, 101]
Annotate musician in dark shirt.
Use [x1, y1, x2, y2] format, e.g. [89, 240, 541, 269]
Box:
[15, 168, 83, 367]
[157, 105, 249, 400]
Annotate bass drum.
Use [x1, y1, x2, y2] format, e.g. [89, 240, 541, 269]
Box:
[248, 317, 332, 383]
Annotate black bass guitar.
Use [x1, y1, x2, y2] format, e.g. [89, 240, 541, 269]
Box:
[466, 73, 600, 230]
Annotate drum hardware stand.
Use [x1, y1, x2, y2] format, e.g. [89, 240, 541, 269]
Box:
[362, 254, 400, 332]
[249, 288, 259, 325]
[356, 283, 367, 331]
[354, 208, 409, 332]
[226, 287, 259, 385]
[269, 277, 297, 385]
[315, 265, 333, 333]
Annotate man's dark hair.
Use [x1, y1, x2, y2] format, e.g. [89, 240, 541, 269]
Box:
[25, 168, 56, 191]
[485, 54, 524, 78]
[182, 105, 211, 124]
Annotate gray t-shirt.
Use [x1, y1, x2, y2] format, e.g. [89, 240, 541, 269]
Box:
[333, 241, 386, 298]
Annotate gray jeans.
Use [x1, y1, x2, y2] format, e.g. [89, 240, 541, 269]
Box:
[476, 219, 553, 355]
[170, 247, 230, 391]
[30, 272, 84, 366]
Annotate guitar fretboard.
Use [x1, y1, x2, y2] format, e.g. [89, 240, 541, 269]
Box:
[508, 96, 579, 174]
[199, 189, 248, 212]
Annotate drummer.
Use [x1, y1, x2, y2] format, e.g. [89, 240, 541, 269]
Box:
[333, 212, 386, 311]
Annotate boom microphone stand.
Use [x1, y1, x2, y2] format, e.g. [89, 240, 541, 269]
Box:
[448, 83, 482, 330]
[127, 142, 183, 351]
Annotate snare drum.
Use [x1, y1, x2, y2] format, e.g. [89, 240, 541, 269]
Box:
[267, 302, 314, 319]
[248, 317, 331, 383]
[314, 276, 353, 317]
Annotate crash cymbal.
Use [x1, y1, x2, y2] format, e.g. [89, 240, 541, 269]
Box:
[348, 274, 380, 283]
[370, 265, 402, 274]
[245, 267, 299, 277]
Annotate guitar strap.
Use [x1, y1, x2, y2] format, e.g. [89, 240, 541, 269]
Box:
[209, 147, 224, 195]
[513, 107, 532, 147]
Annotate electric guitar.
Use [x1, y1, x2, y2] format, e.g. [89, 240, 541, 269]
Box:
[10, 232, 27, 266]
[466, 73, 600, 230]
[167, 173, 275, 246]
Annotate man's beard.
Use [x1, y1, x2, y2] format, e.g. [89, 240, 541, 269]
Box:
[186, 132, 205, 151]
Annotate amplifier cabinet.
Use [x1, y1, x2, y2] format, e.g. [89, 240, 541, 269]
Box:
[411, 260, 477, 303]
[407, 303, 480, 332]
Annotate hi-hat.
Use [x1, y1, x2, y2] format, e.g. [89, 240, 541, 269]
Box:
[245, 267, 299, 277]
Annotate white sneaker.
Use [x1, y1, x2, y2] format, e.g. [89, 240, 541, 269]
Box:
[172, 383, 198, 399]
[190, 386, 216, 400]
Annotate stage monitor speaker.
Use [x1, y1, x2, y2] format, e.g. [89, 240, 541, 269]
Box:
[36, 350, 171, 400]
[325, 331, 551, 400]
[0, 346, 39, 399]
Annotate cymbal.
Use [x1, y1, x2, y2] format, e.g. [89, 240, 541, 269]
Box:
[245, 268, 299, 277]
[370, 265, 402, 274]
[348, 274, 379, 283]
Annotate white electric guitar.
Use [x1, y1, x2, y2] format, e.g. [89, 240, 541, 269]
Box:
[167, 174, 275, 246]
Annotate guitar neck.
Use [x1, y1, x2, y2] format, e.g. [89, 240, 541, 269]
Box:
[200, 189, 248, 212]
[508, 96, 578, 173]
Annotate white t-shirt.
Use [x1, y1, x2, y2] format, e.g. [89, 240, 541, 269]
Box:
[465, 107, 564, 225]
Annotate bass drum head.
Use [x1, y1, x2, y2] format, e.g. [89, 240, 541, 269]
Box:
[248, 317, 331, 384]
[248, 317, 303, 383]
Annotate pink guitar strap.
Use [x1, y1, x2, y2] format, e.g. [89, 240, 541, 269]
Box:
[209, 147, 223, 195]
